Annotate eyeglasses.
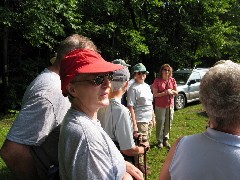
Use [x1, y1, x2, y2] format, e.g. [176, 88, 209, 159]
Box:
[163, 69, 170, 72]
[137, 71, 147, 75]
[71, 73, 113, 86]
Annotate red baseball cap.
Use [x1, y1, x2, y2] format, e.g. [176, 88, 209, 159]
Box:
[60, 49, 124, 96]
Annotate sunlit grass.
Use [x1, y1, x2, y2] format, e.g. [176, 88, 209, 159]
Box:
[0, 114, 15, 179]
[148, 102, 208, 180]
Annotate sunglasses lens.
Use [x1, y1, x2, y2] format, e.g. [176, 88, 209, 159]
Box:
[94, 76, 105, 85]
[107, 73, 113, 81]
[92, 73, 113, 86]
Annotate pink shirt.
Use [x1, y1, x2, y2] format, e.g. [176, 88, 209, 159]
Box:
[152, 77, 177, 108]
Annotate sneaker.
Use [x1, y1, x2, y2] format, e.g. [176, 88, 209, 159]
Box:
[138, 164, 151, 175]
[157, 142, 163, 149]
[163, 140, 171, 149]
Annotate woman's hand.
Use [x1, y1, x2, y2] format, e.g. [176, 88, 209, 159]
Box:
[122, 172, 133, 180]
[125, 161, 144, 180]
[167, 89, 174, 95]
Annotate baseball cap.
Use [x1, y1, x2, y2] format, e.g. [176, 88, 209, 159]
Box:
[112, 59, 131, 67]
[112, 67, 130, 82]
[133, 63, 149, 74]
[60, 49, 123, 96]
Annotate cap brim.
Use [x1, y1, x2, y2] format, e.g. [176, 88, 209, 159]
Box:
[134, 70, 149, 74]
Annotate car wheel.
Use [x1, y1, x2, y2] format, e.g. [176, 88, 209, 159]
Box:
[174, 94, 186, 110]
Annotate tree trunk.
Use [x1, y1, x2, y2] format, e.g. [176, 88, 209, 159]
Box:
[2, 25, 9, 114]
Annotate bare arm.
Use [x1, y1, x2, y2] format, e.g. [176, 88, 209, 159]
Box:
[170, 86, 178, 96]
[152, 87, 168, 98]
[122, 172, 133, 180]
[151, 109, 156, 127]
[159, 137, 182, 180]
[125, 161, 143, 180]
[127, 106, 138, 135]
[0, 140, 39, 180]
[171, 79, 178, 95]
[121, 145, 145, 156]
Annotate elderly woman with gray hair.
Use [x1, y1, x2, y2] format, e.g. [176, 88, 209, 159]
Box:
[159, 60, 240, 180]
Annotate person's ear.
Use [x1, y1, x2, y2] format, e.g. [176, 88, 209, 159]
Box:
[123, 81, 128, 91]
[125, 81, 129, 88]
[66, 83, 77, 97]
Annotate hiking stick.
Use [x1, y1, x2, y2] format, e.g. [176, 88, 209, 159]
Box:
[168, 98, 171, 144]
[166, 77, 171, 144]
[144, 150, 147, 180]
[135, 134, 141, 168]
[136, 134, 148, 180]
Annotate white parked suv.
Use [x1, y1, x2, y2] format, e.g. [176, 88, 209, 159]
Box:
[173, 68, 209, 110]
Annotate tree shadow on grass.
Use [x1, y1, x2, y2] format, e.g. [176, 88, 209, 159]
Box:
[197, 111, 208, 118]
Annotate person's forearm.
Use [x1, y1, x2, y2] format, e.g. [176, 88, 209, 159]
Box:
[0, 140, 39, 180]
[122, 146, 145, 156]
[171, 89, 178, 95]
[128, 106, 138, 132]
[125, 161, 143, 180]
[153, 90, 168, 97]
[152, 110, 156, 127]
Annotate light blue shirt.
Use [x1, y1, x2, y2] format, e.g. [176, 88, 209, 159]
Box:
[170, 128, 240, 180]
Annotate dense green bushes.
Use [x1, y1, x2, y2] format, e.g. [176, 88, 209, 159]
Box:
[1, 0, 239, 112]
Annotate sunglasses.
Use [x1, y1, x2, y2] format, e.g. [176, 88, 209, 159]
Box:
[137, 71, 147, 75]
[163, 69, 170, 72]
[71, 73, 113, 86]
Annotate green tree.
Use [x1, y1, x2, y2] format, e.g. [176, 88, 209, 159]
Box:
[0, 0, 239, 113]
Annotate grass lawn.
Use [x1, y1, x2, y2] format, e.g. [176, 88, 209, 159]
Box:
[0, 114, 16, 179]
[0, 102, 208, 180]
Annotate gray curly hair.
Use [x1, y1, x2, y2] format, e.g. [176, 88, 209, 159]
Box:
[56, 34, 98, 64]
[200, 61, 240, 129]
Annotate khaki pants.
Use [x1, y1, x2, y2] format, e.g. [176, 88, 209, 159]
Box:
[155, 106, 174, 143]
[136, 121, 153, 164]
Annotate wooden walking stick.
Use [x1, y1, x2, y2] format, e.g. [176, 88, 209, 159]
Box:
[143, 149, 147, 180]
[168, 97, 171, 145]
[134, 134, 141, 171]
[135, 134, 148, 180]
[167, 75, 171, 147]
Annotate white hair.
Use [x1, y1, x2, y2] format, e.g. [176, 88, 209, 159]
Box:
[200, 61, 240, 128]
[111, 81, 127, 92]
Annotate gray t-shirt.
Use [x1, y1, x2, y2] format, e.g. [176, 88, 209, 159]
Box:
[127, 82, 153, 122]
[103, 98, 135, 150]
[59, 108, 126, 180]
[7, 68, 70, 145]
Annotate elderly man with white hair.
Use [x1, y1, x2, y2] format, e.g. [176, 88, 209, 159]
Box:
[103, 67, 150, 174]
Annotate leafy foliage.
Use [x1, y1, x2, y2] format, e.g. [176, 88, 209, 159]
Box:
[0, 0, 239, 112]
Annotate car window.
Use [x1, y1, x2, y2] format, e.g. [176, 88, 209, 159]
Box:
[189, 72, 201, 82]
[173, 72, 191, 85]
[199, 71, 207, 78]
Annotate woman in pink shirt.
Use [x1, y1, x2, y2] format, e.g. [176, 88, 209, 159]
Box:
[152, 64, 178, 149]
